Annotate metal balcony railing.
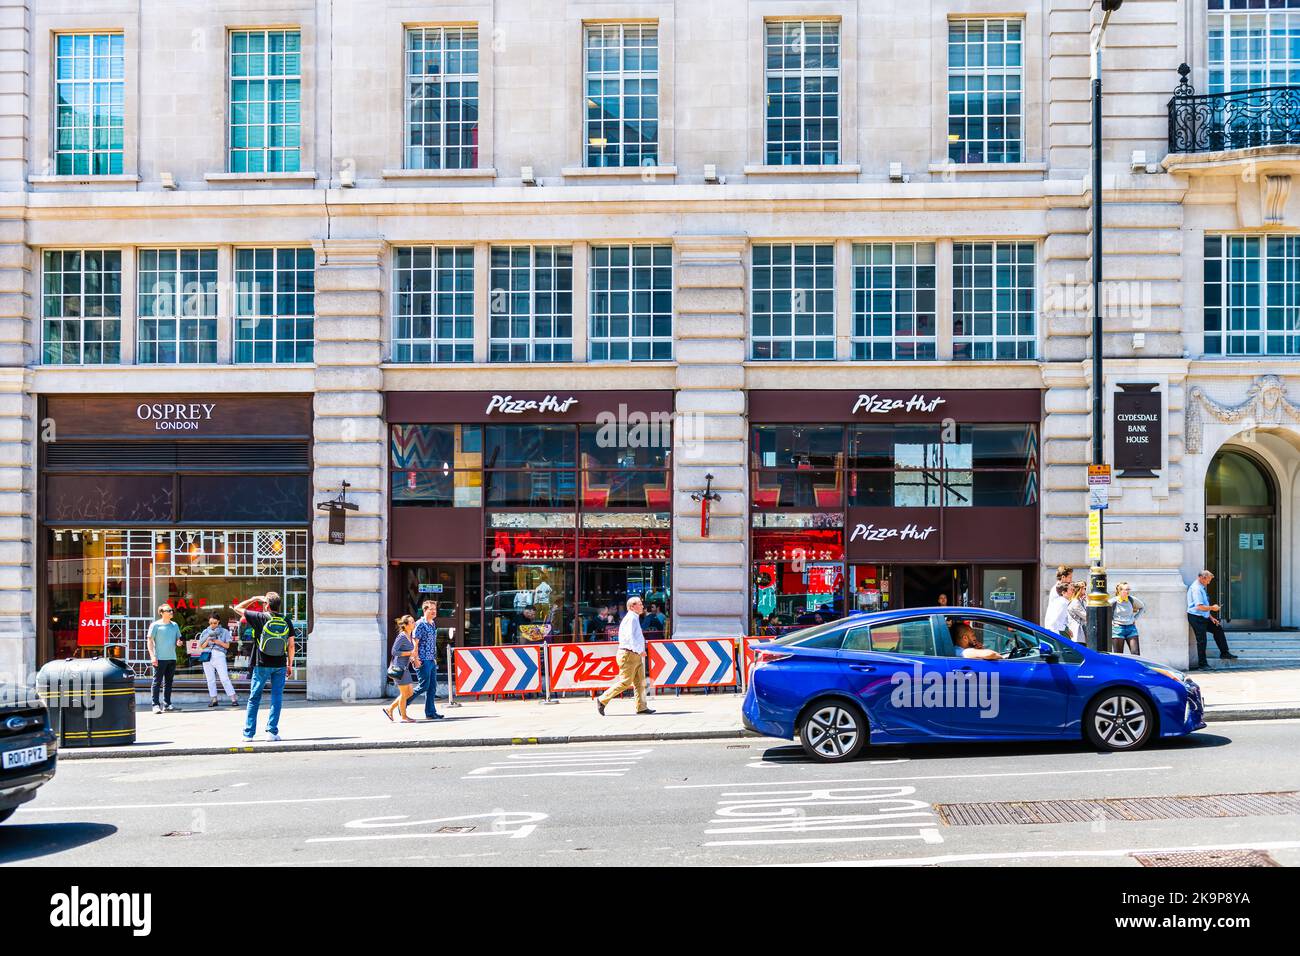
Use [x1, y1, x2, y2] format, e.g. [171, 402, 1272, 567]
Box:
[1168, 62, 1300, 154]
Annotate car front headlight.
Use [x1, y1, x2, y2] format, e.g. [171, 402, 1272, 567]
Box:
[1147, 665, 1186, 685]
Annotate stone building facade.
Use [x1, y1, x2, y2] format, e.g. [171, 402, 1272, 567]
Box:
[2, 0, 1299, 698]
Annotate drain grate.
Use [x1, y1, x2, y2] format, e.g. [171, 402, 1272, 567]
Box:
[437, 826, 476, 834]
[1133, 849, 1279, 867]
[936, 791, 1300, 827]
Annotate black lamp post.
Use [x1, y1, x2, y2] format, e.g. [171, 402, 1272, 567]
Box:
[1087, 0, 1124, 652]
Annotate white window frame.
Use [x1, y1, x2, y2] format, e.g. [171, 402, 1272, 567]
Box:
[403, 25, 480, 170]
[488, 245, 575, 363]
[946, 17, 1024, 165]
[228, 28, 302, 173]
[588, 244, 672, 361]
[584, 22, 660, 168]
[1208, 6, 1300, 94]
[763, 19, 841, 166]
[136, 248, 219, 365]
[851, 242, 938, 361]
[1204, 233, 1300, 356]
[233, 247, 315, 364]
[52, 31, 125, 176]
[392, 245, 476, 363]
[750, 242, 836, 361]
[41, 249, 123, 365]
[952, 241, 1036, 361]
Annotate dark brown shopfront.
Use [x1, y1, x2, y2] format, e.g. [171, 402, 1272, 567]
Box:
[749, 388, 1041, 635]
[37, 394, 313, 685]
[386, 390, 674, 655]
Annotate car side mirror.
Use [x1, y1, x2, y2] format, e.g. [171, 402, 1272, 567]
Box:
[1038, 640, 1059, 662]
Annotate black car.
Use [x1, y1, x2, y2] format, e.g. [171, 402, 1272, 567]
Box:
[0, 682, 57, 823]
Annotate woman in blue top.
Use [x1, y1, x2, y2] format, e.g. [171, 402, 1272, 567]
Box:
[382, 615, 418, 723]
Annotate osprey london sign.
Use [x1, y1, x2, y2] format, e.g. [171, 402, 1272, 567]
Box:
[1113, 384, 1162, 477]
[135, 401, 216, 431]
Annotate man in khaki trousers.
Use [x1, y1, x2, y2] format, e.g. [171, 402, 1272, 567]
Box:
[595, 596, 655, 716]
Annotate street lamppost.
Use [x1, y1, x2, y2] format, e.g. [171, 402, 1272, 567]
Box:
[1087, 0, 1124, 652]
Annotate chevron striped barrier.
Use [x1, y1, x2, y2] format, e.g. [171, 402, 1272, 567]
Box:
[647, 638, 736, 689]
[453, 645, 543, 696]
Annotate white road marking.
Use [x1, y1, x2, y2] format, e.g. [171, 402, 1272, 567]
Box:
[19, 794, 392, 812]
[308, 810, 546, 843]
[465, 748, 651, 779]
[667, 764, 1173, 790]
[774, 839, 1300, 867]
[702, 784, 944, 848]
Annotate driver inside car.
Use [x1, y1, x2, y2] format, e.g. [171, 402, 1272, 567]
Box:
[949, 622, 1005, 661]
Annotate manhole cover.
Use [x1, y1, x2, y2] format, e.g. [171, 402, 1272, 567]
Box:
[161, 831, 195, 837]
[726, 745, 750, 749]
[437, 826, 475, 834]
[1133, 849, 1279, 867]
[936, 791, 1300, 826]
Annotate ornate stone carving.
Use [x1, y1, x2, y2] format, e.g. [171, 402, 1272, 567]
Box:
[1264, 174, 1293, 224]
[1186, 375, 1300, 453]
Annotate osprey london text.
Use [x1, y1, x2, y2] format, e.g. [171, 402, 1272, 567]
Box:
[135, 402, 216, 432]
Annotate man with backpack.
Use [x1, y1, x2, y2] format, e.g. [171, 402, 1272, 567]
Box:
[232, 591, 297, 742]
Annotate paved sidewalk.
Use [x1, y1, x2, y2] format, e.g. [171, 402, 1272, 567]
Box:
[53, 667, 1300, 760]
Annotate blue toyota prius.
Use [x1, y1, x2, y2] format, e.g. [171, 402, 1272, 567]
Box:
[742, 607, 1206, 762]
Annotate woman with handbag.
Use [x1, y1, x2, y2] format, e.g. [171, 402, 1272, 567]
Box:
[198, 611, 239, 708]
[383, 615, 418, 723]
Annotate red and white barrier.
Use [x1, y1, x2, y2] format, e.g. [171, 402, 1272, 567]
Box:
[741, 636, 766, 686]
[452, 645, 543, 696]
[546, 641, 622, 693]
[647, 638, 737, 688]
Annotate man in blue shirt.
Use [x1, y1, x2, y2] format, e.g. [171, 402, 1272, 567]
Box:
[1187, 570, 1237, 669]
[408, 600, 442, 719]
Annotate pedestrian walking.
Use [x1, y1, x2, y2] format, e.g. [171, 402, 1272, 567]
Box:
[594, 596, 655, 716]
[147, 603, 184, 714]
[198, 611, 239, 708]
[1109, 582, 1145, 656]
[383, 615, 418, 723]
[1186, 570, 1238, 669]
[233, 591, 296, 742]
[1042, 581, 1072, 640]
[407, 601, 443, 720]
[1066, 581, 1089, 645]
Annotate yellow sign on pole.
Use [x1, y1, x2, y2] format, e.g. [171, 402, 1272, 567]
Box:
[1087, 509, 1102, 563]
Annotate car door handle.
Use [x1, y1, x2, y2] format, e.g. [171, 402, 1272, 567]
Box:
[848, 665, 876, 673]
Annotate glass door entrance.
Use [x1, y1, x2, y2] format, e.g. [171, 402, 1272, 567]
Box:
[1206, 514, 1274, 628]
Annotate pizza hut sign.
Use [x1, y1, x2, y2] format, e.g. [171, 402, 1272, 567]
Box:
[852, 393, 946, 415]
[850, 523, 937, 543]
[485, 394, 579, 415]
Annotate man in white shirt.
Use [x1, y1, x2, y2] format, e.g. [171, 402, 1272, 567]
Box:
[1042, 581, 1072, 638]
[595, 596, 655, 716]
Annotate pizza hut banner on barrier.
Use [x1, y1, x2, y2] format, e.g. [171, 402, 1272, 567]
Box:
[546, 642, 622, 692]
[544, 639, 740, 692]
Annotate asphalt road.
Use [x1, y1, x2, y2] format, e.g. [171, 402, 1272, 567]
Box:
[4, 720, 1300, 867]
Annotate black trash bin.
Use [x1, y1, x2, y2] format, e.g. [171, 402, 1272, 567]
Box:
[36, 655, 137, 747]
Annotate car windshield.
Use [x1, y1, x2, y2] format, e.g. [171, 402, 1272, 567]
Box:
[767, 618, 849, 646]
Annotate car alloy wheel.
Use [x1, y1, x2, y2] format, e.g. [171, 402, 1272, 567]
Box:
[799, 702, 865, 762]
[1088, 690, 1152, 751]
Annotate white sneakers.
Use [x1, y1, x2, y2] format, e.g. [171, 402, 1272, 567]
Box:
[152, 704, 162, 714]
[266, 733, 281, 742]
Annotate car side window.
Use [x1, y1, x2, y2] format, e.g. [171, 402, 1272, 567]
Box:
[842, 626, 871, 652]
[867, 618, 937, 656]
[798, 629, 849, 650]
